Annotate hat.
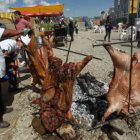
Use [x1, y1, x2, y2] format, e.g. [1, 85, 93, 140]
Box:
[69, 17, 73, 21]
[20, 35, 31, 46]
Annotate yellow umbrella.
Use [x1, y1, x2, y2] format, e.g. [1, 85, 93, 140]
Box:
[10, 4, 64, 13]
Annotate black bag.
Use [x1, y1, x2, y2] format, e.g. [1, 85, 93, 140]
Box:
[0, 23, 6, 29]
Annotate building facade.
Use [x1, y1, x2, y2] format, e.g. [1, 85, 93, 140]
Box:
[108, 7, 115, 25]
[114, 0, 130, 23]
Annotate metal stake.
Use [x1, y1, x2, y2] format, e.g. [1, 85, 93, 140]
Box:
[92, 40, 139, 48]
[65, 40, 72, 63]
[53, 47, 102, 61]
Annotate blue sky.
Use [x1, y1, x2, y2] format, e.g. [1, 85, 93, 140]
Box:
[0, 0, 114, 17]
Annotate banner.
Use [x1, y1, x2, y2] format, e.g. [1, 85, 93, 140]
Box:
[0, 12, 14, 20]
[129, 0, 138, 13]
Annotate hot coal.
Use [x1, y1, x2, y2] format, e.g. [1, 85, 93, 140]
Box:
[71, 73, 109, 128]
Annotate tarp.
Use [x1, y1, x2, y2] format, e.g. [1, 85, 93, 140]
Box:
[10, 4, 64, 13]
[20, 11, 63, 17]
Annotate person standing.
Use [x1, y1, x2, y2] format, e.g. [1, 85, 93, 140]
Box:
[75, 21, 79, 34]
[14, 11, 32, 66]
[85, 20, 88, 31]
[0, 27, 31, 128]
[0, 39, 26, 91]
[136, 18, 140, 48]
[104, 16, 112, 42]
[69, 17, 74, 41]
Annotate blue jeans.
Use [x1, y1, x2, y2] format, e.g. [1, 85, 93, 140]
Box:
[137, 31, 140, 48]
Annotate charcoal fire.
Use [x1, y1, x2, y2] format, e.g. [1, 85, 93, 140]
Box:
[25, 32, 92, 132]
[71, 73, 108, 128]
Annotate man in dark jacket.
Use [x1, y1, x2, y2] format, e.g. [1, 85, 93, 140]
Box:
[69, 17, 74, 41]
[104, 16, 112, 42]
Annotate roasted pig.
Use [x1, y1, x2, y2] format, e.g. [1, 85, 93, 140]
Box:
[102, 44, 140, 121]
[26, 32, 92, 132]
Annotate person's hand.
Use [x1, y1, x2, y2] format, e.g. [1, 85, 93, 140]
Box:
[23, 28, 31, 36]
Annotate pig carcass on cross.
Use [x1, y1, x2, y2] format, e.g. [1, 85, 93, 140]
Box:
[25, 32, 93, 132]
[102, 44, 140, 121]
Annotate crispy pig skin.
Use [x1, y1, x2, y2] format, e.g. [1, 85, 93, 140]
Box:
[26, 33, 92, 132]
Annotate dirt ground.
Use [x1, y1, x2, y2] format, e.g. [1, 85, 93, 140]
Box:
[0, 20, 140, 139]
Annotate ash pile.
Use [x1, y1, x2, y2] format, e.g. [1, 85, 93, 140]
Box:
[71, 72, 109, 128]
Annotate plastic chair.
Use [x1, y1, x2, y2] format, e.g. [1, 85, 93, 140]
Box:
[93, 25, 99, 33]
[126, 26, 136, 41]
[120, 29, 127, 40]
[118, 27, 122, 32]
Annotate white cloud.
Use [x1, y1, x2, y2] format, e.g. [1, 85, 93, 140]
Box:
[55, 2, 60, 5]
[65, 8, 70, 11]
[10, 0, 17, 4]
[39, 0, 50, 6]
[22, 0, 37, 6]
[0, 0, 17, 12]
[39, 0, 60, 6]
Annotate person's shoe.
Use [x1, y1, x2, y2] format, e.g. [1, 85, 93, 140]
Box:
[0, 120, 10, 128]
[20, 61, 26, 66]
[4, 108, 13, 114]
[108, 39, 111, 42]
